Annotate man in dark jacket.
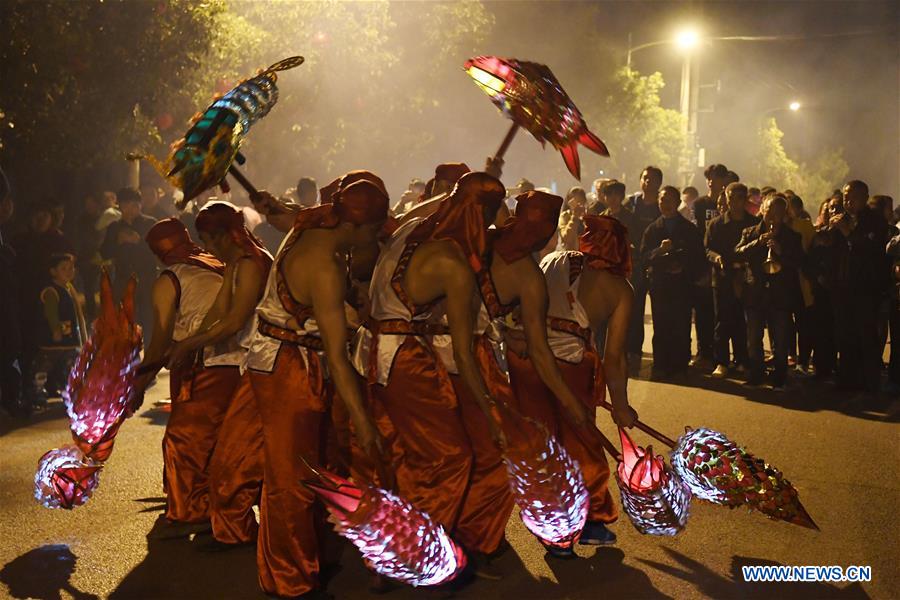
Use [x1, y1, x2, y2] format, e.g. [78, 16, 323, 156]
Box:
[829, 180, 889, 393]
[100, 187, 158, 343]
[734, 195, 803, 390]
[640, 185, 705, 377]
[705, 183, 760, 377]
[623, 166, 663, 368]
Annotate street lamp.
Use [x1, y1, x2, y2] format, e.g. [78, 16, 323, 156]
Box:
[675, 28, 700, 50]
[789, 101, 802, 112]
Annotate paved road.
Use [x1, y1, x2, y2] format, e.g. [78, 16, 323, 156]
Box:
[1, 357, 898, 599]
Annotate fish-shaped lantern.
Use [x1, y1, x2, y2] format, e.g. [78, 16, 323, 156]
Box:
[671, 427, 818, 530]
[132, 56, 304, 205]
[35, 271, 142, 509]
[615, 428, 691, 536]
[464, 55, 608, 179]
[501, 405, 589, 556]
[302, 465, 466, 587]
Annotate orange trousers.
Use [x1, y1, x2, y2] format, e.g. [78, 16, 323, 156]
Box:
[447, 337, 515, 555]
[506, 349, 617, 524]
[163, 365, 240, 523]
[208, 372, 264, 544]
[373, 336, 505, 554]
[250, 344, 336, 598]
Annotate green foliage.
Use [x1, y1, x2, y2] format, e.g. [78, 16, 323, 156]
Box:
[754, 117, 849, 203]
[585, 68, 687, 183]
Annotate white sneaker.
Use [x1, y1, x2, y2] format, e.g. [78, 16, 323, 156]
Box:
[711, 365, 728, 378]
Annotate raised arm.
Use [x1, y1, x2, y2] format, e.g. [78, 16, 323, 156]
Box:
[310, 258, 383, 466]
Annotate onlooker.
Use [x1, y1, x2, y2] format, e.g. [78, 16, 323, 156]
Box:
[559, 186, 588, 250]
[640, 185, 705, 378]
[100, 187, 158, 344]
[679, 186, 699, 223]
[72, 194, 104, 321]
[830, 180, 889, 393]
[589, 178, 608, 215]
[140, 185, 172, 220]
[807, 197, 842, 379]
[96, 190, 122, 231]
[787, 194, 816, 375]
[735, 195, 803, 390]
[747, 186, 762, 216]
[296, 176, 318, 208]
[705, 183, 759, 377]
[624, 166, 663, 367]
[693, 164, 729, 235]
[27, 253, 86, 409]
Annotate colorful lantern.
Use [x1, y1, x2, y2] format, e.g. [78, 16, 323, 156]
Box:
[671, 427, 818, 530]
[63, 272, 142, 461]
[132, 55, 304, 204]
[501, 406, 588, 554]
[35, 271, 142, 509]
[34, 446, 101, 510]
[464, 55, 609, 179]
[302, 466, 466, 587]
[614, 428, 691, 536]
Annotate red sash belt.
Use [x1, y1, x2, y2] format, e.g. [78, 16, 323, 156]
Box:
[258, 319, 325, 352]
[547, 316, 593, 346]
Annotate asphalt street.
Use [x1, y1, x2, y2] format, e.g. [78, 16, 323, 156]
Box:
[1, 338, 898, 599]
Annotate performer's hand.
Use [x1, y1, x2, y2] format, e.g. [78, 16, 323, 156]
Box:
[561, 397, 591, 428]
[488, 415, 508, 452]
[660, 239, 673, 253]
[249, 190, 280, 215]
[766, 238, 781, 254]
[611, 402, 638, 429]
[484, 156, 504, 179]
[167, 341, 193, 370]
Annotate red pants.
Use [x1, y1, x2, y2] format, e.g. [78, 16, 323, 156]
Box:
[506, 349, 617, 524]
[373, 336, 503, 554]
[163, 365, 239, 523]
[208, 371, 264, 544]
[447, 337, 515, 554]
[250, 344, 335, 597]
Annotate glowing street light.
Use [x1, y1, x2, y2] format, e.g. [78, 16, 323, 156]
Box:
[675, 28, 701, 50]
[789, 101, 801, 112]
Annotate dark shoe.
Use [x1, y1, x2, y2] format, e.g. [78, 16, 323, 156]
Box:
[196, 537, 255, 553]
[147, 517, 212, 540]
[578, 521, 617, 546]
[540, 540, 576, 559]
[469, 551, 503, 581]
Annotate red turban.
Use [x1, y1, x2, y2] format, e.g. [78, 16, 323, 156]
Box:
[292, 180, 389, 236]
[579, 214, 632, 277]
[434, 163, 471, 186]
[145, 218, 224, 274]
[195, 202, 272, 272]
[493, 191, 563, 263]
[407, 172, 506, 272]
[321, 170, 390, 205]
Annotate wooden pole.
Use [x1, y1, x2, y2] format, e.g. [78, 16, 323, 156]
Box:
[494, 122, 520, 161]
[597, 398, 678, 449]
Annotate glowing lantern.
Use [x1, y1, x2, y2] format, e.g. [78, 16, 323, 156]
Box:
[671, 427, 818, 530]
[615, 428, 691, 536]
[303, 466, 466, 587]
[500, 405, 588, 554]
[131, 56, 304, 205]
[34, 446, 102, 510]
[464, 55, 609, 179]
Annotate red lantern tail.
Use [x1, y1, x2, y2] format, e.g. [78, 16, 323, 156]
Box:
[560, 142, 581, 179]
[792, 500, 820, 531]
[578, 129, 610, 157]
[300, 459, 363, 520]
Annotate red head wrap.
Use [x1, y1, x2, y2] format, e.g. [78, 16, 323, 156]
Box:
[321, 170, 390, 205]
[408, 172, 506, 272]
[195, 202, 272, 272]
[145, 218, 224, 274]
[292, 180, 389, 236]
[493, 191, 563, 263]
[579, 214, 632, 277]
[434, 163, 471, 186]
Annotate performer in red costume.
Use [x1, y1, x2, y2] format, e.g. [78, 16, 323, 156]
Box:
[166, 203, 273, 550]
[506, 214, 638, 547]
[134, 218, 231, 539]
[245, 180, 388, 598]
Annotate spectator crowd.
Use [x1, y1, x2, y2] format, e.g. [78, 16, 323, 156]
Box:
[0, 160, 896, 416]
